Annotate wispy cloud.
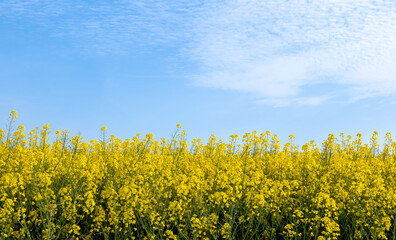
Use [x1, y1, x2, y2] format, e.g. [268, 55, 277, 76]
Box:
[187, 0, 396, 105]
[2, 0, 396, 105]
[0, 0, 197, 53]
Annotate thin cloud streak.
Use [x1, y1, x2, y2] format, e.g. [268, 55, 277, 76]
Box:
[0, 0, 198, 53]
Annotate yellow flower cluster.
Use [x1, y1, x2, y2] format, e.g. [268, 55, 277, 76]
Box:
[1, 112, 396, 239]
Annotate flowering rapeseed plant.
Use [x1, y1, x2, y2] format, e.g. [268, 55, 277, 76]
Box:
[1, 111, 396, 239]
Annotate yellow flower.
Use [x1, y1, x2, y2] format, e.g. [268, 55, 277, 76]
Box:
[9, 110, 18, 120]
[0, 114, 393, 240]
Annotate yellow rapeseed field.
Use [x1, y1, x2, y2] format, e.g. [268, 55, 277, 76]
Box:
[1, 111, 396, 239]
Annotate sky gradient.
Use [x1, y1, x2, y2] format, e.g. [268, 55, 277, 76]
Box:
[1, 0, 396, 146]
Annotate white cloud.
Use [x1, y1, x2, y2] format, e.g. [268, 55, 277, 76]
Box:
[2, 0, 396, 106]
[257, 95, 334, 108]
[195, 55, 312, 98]
[187, 0, 396, 106]
[0, 0, 197, 53]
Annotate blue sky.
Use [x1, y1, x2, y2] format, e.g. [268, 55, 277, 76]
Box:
[1, 0, 396, 146]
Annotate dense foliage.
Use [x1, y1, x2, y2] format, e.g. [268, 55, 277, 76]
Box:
[1, 111, 396, 239]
